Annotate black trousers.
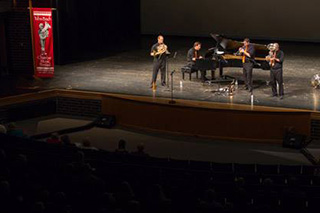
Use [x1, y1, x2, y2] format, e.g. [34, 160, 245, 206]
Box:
[270, 68, 284, 96]
[199, 69, 207, 80]
[152, 59, 166, 84]
[243, 62, 253, 91]
[190, 64, 206, 80]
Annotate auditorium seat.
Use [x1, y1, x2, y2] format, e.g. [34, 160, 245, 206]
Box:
[302, 165, 320, 176]
[256, 164, 279, 174]
[306, 197, 320, 213]
[261, 174, 286, 186]
[279, 165, 302, 175]
[188, 160, 212, 170]
[234, 163, 257, 174]
[1, 133, 320, 213]
[212, 162, 234, 173]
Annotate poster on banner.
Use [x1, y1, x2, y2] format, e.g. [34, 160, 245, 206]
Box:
[32, 8, 54, 78]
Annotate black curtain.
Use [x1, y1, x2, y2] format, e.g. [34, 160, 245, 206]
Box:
[54, 0, 140, 64]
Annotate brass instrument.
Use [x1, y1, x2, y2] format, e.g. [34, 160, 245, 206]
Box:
[266, 43, 276, 67]
[311, 74, 320, 88]
[267, 43, 276, 51]
[234, 45, 245, 56]
[151, 43, 169, 58]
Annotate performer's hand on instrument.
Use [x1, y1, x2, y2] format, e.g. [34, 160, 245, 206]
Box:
[192, 57, 196, 61]
[199, 56, 203, 59]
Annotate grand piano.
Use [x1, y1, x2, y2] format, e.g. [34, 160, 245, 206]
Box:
[195, 34, 270, 81]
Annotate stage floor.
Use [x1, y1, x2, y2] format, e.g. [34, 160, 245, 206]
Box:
[43, 36, 320, 111]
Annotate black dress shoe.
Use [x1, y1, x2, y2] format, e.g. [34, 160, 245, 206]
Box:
[279, 96, 284, 100]
[271, 94, 278, 97]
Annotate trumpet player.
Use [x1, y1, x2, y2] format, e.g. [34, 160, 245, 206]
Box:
[238, 38, 255, 92]
[150, 35, 169, 88]
[266, 43, 284, 99]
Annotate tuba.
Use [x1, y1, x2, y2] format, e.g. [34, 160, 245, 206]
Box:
[311, 74, 320, 88]
[266, 43, 276, 67]
[267, 43, 276, 52]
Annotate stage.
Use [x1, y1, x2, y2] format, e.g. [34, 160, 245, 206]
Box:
[35, 36, 320, 111]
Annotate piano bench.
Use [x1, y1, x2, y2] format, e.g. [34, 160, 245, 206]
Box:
[181, 67, 198, 81]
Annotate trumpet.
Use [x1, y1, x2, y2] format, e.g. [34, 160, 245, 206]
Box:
[234, 46, 245, 56]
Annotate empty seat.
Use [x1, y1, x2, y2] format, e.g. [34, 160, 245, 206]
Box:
[211, 172, 235, 184]
[256, 164, 279, 174]
[234, 163, 256, 174]
[168, 158, 189, 169]
[189, 160, 212, 170]
[279, 165, 302, 175]
[212, 162, 234, 173]
[306, 197, 320, 213]
[302, 165, 320, 176]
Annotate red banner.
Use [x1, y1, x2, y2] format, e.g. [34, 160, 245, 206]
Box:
[32, 8, 54, 78]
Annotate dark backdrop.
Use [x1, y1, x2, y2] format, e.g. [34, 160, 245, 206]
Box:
[55, 0, 140, 64]
[141, 0, 320, 42]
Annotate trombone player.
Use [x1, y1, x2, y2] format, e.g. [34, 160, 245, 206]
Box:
[266, 43, 285, 99]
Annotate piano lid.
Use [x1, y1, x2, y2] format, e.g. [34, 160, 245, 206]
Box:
[206, 34, 269, 59]
[210, 33, 268, 51]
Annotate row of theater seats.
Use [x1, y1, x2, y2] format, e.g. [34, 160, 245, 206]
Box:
[0, 133, 320, 213]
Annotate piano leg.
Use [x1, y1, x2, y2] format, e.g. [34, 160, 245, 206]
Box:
[211, 70, 215, 80]
[205, 63, 234, 84]
[219, 61, 224, 77]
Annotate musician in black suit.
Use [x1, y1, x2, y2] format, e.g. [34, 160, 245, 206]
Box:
[150, 35, 168, 87]
[187, 42, 208, 82]
[266, 43, 285, 99]
[238, 38, 255, 92]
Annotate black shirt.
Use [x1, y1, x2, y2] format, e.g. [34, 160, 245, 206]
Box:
[242, 44, 255, 63]
[271, 50, 284, 71]
[187, 47, 200, 65]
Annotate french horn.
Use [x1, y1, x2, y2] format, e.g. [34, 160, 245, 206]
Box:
[151, 44, 168, 57]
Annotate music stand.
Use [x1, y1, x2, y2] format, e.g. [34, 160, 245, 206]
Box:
[168, 70, 176, 104]
[164, 52, 177, 91]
